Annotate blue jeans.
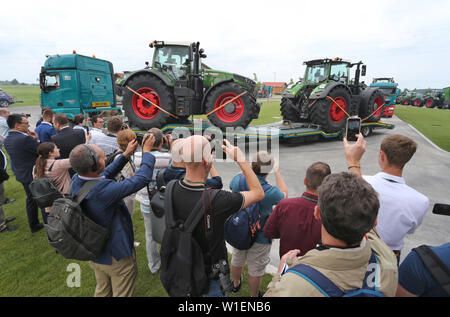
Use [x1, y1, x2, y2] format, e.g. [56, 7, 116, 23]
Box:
[203, 279, 225, 297]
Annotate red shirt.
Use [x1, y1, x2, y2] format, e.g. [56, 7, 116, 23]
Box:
[263, 192, 322, 258]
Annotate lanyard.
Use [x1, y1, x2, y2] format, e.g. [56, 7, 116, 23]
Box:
[301, 195, 318, 203]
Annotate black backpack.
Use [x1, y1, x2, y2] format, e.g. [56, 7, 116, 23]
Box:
[29, 161, 63, 208]
[160, 180, 219, 297]
[45, 180, 119, 261]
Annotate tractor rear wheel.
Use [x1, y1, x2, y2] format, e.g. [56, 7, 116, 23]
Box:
[280, 97, 303, 122]
[204, 82, 257, 130]
[122, 73, 175, 130]
[309, 87, 351, 133]
[360, 90, 385, 122]
[424, 98, 436, 108]
[412, 98, 423, 107]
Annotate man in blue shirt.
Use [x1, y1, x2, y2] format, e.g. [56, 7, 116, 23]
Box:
[229, 151, 288, 297]
[69, 133, 157, 297]
[35, 109, 57, 143]
[396, 243, 450, 297]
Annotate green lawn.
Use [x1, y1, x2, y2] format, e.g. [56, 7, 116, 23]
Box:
[0, 153, 272, 297]
[394, 105, 450, 152]
[0, 85, 40, 107]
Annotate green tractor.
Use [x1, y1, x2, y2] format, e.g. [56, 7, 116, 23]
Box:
[442, 87, 450, 109]
[423, 89, 444, 109]
[280, 58, 386, 132]
[116, 41, 260, 130]
[402, 90, 414, 105]
[396, 88, 408, 104]
[410, 89, 424, 107]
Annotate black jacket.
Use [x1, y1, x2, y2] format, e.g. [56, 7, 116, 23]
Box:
[51, 126, 86, 159]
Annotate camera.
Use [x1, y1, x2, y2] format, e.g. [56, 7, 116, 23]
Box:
[346, 116, 361, 142]
[210, 259, 233, 293]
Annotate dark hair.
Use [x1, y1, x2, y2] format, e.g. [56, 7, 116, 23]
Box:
[318, 172, 379, 245]
[54, 113, 69, 126]
[35, 142, 56, 178]
[149, 128, 163, 147]
[251, 151, 274, 177]
[381, 134, 417, 169]
[107, 116, 123, 133]
[73, 114, 85, 126]
[7, 113, 26, 129]
[305, 162, 331, 191]
[41, 107, 51, 115]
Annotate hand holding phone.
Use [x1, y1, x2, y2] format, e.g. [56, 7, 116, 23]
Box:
[346, 116, 361, 142]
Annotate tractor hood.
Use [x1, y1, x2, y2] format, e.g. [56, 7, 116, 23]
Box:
[201, 69, 256, 94]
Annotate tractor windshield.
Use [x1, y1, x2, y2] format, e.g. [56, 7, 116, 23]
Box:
[304, 64, 327, 84]
[153, 45, 190, 79]
[329, 63, 349, 83]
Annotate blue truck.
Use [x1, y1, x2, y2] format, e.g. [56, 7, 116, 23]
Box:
[369, 78, 400, 117]
[39, 52, 121, 119]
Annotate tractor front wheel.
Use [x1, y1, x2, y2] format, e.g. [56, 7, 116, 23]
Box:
[309, 87, 351, 133]
[280, 97, 303, 122]
[122, 74, 175, 130]
[425, 98, 436, 108]
[204, 82, 257, 130]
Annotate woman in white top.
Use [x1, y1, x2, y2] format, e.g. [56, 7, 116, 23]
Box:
[72, 114, 88, 136]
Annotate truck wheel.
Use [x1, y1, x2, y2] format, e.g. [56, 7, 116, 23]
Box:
[424, 98, 436, 108]
[360, 125, 372, 137]
[280, 97, 303, 122]
[309, 87, 351, 133]
[122, 73, 175, 130]
[360, 90, 385, 122]
[204, 82, 257, 130]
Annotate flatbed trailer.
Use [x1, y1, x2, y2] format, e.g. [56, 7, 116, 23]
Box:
[130, 119, 395, 145]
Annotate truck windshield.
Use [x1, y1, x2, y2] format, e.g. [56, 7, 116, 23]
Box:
[304, 64, 327, 84]
[378, 87, 396, 95]
[154, 46, 189, 79]
[40, 73, 60, 92]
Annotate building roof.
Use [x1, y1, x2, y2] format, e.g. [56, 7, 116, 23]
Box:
[263, 82, 287, 87]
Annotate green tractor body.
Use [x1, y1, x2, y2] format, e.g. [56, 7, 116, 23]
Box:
[281, 58, 386, 132]
[117, 41, 260, 130]
[422, 89, 445, 109]
[443, 87, 450, 109]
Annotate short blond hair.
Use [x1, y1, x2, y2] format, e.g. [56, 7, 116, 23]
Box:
[117, 129, 136, 151]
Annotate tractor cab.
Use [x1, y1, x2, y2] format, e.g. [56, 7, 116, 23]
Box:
[151, 42, 192, 80]
[303, 58, 352, 85]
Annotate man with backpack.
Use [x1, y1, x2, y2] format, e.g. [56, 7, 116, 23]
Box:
[160, 135, 265, 297]
[228, 151, 288, 297]
[68, 133, 157, 297]
[264, 134, 398, 297]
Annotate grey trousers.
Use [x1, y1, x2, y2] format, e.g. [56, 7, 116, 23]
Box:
[141, 210, 161, 274]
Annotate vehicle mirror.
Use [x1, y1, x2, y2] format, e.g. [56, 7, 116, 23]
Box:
[361, 65, 366, 76]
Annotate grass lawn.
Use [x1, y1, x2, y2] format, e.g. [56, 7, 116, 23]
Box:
[394, 105, 450, 152]
[0, 85, 40, 107]
[0, 153, 273, 297]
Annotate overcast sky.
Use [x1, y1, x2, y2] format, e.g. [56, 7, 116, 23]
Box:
[1, 0, 449, 90]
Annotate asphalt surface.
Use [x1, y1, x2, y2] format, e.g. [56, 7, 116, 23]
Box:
[11, 105, 450, 274]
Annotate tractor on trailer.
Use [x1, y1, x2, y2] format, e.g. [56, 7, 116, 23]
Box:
[280, 58, 386, 133]
[116, 41, 261, 131]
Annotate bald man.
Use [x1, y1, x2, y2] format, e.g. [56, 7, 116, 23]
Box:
[69, 134, 158, 297]
[160, 135, 264, 297]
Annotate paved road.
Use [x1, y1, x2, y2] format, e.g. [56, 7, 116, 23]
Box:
[11, 105, 450, 274]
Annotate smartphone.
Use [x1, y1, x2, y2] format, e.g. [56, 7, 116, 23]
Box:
[432, 203, 450, 216]
[346, 116, 361, 142]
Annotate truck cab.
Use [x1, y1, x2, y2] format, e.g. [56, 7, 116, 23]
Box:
[369, 78, 399, 117]
[39, 52, 120, 119]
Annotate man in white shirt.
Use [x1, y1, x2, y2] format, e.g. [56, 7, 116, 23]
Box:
[89, 115, 105, 143]
[0, 108, 10, 144]
[90, 116, 122, 156]
[363, 134, 429, 265]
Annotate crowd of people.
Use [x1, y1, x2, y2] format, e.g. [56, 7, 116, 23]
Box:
[0, 108, 448, 298]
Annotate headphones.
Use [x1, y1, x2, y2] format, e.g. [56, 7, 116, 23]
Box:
[83, 145, 98, 172]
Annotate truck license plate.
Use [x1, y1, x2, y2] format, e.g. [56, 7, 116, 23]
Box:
[92, 101, 110, 107]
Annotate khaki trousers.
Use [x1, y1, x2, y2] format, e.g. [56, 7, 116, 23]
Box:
[89, 250, 138, 297]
